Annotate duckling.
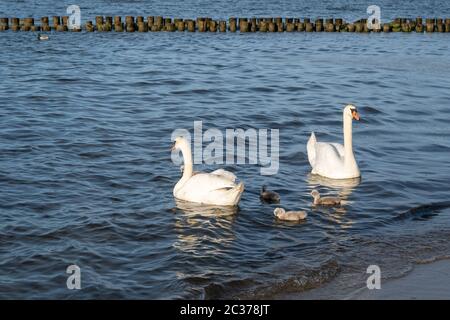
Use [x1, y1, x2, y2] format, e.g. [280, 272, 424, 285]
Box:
[37, 33, 49, 40]
[311, 189, 341, 206]
[260, 185, 280, 203]
[273, 207, 307, 221]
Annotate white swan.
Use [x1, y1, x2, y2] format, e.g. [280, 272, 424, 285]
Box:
[172, 136, 244, 206]
[307, 104, 361, 179]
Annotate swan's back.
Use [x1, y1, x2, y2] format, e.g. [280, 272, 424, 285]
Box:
[175, 171, 244, 206]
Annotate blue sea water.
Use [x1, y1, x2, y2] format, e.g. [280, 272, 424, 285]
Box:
[1, 1, 450, 299]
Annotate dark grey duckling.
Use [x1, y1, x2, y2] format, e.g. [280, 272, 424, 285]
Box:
[260, 185, 280, 203]
[38, 33, 49, 40]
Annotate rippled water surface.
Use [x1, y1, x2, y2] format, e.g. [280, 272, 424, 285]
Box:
[1, 1, 450, 299]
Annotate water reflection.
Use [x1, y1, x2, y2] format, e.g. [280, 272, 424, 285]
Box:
[172, 199, 238, 255]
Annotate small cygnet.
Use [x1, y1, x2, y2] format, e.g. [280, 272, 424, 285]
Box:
[311, 189, 341, 206]
[273, 207, 307, 221]
[260, 185, 280, 203]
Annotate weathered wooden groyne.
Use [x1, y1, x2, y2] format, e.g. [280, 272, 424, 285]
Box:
[1, 16, 450, 33]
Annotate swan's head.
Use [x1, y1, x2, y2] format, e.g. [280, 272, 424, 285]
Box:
[273, 207, 285, 217]
[310, 189, 320, 199]
[344, 104, 360, 121]
[171, 136, 189, 151]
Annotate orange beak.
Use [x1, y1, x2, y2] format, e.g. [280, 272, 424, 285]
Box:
[352, 111, 360, 121]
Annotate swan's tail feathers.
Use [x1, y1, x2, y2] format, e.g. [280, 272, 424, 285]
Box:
[209, 182, 244, 206]
[229, 182, 244, 206]
[307, 132, 317, 168]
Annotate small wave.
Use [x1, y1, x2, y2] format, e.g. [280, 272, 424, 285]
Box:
[394, 201, 450, 221]
[203, 259, 340, 299]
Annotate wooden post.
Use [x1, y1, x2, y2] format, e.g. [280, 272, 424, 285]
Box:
[103, 16, 112, 31]
[21, 17, 34, 31]
[95, 16, 103, 31]
[52, 16, 60, 30]
[277, 21, 284, 32]
[315, 18, 323, 32]
[250, 17, 257, 32]
[259, 20, 268, 32]
[391, 18, 401, 32]
[126, 16, 135, 32]
[335, 18, 343, 31]
[164, 17, 172, 29]
[114, 16, 123, 32]
[219, 20, 226, 32]
[239, 18, 248, 32]
[425, 18, 434, 32]
[40, 17, 50, 31]
[325, 18, 334, 32]
[147, 16, 155, 30]
[209, 20, 217, 32]
[286, 22, 295, 32]
[401, 22, 411, 32]
[165, 23, 175, 32]
[296, 20, 305, 31]
[305, 22, 313, 32]
[186, 19, 195, 32]
[268, 21, 276, 32]
[0, 17, 9, 31]
[229, 17, 237, 32]
[10, 18, 19, 32]
[383, 23, 391, 32]
[155, 16, 163, 29]
[205, 17, 212, 30]
[176, 19, 185, 31]
[446, 18, 450, 32]
[85, 21, 94, 32]
[436, 18, 444, 32]
[137, 21, 148, 32]
[347, 23, 355, 32]
[198, 18, 207, 32]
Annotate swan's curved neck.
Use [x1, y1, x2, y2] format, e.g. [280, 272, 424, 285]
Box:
[343, 114, 356, 166]
[175, 142, 193, 192]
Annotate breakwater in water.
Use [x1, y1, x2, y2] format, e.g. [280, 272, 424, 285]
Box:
[1, 16, 450, 33]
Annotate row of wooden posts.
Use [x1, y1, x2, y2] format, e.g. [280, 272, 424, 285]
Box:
[1, 16, 450, 33]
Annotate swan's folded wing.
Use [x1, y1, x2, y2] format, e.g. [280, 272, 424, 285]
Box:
[330, 143, 345, 158]
[182, 173, 237, 194]
[209, 169, 237, 182]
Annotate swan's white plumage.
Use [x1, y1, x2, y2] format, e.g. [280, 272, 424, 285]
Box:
[172, 137, 244, 206]
[209, 169, 237, 182]
[307, 105, 361, 180]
